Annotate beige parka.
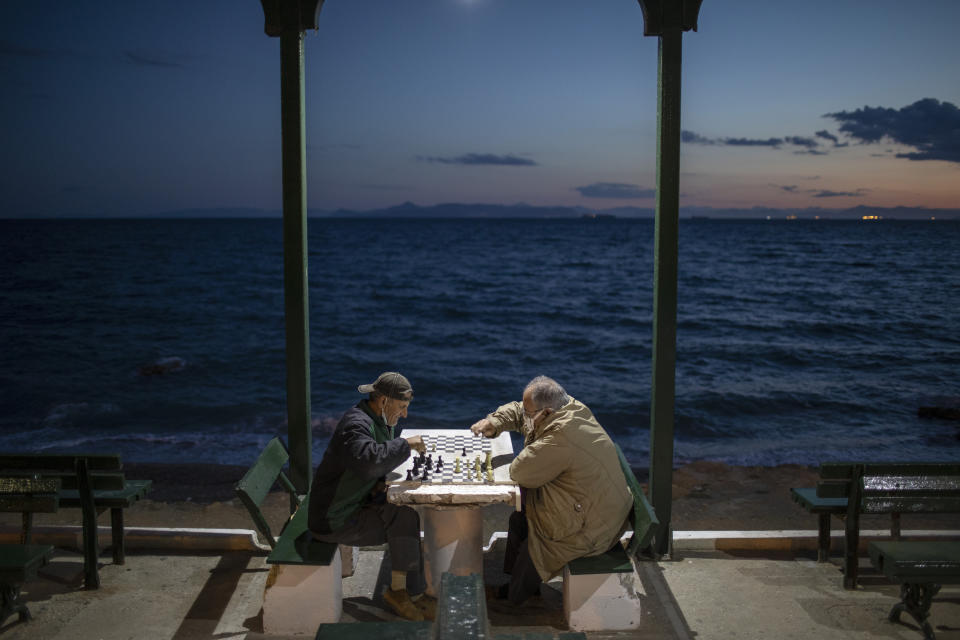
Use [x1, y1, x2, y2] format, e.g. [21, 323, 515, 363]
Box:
[485, 397, 632, 581]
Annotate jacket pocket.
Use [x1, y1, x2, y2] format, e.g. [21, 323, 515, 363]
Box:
[534, 487, 586, 541]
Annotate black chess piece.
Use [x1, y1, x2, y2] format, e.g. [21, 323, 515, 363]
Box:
[426, 455, 433, 470]
[461, 446, 467, 457]
[405, 469, 413, 481]
[437, 456, 443, 469]
[421, 468, 429, 481]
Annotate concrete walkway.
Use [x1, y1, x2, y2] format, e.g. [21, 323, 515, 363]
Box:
[4, 530, 959, 640]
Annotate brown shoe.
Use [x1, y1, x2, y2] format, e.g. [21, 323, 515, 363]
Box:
[383, 588, 424, 621]
[412, 593, 437, 621]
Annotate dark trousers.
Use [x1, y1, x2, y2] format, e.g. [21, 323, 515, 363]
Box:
[503, 494, 542, 605]
[312, 502, 425, 594]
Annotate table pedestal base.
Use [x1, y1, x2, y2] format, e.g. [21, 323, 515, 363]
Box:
[421, 507, 484, 596]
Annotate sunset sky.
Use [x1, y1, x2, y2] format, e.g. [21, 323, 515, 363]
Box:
[2, 0, 959, 217]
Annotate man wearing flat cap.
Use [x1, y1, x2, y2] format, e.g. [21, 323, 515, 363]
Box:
[308, 372, 435, 621]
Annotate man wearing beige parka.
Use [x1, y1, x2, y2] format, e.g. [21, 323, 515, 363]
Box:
[470, 376, 632, 604]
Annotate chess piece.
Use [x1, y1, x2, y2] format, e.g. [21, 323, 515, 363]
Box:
[426, 455, 433, 471]
[431, 442, 436, 452]
[485, 451, 492, 470]
[406, 469, 413, 481]
[421, 468, 429, 481]
[486, 467, 494, 482]
[454, 458, 460, 473]
[461, 446, 467, 457]
[437, 456, 443, 469]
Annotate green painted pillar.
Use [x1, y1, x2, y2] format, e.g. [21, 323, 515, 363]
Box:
[637, 0, 702, 557]
[260, 0, 325, 493]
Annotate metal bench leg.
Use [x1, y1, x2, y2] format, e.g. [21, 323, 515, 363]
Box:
[77, 459, 101, 590]
[111, 508, 125, 565]
[20, 512, 32, 546]
[817, 513, 830, 562]
[890, 582, 940, 640]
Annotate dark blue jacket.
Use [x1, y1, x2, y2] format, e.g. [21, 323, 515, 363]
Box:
[307, 400, 411, 534]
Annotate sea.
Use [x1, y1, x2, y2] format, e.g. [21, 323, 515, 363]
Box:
[1, 217, 958, 469]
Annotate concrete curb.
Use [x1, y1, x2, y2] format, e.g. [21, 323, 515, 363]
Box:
[0, 524, 270, 553]
[673, 529, 960, 553]
[4, 525, 958, 555]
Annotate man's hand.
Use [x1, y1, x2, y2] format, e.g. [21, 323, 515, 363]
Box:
[405, 435, 426, 454]
[470, 418, 496, 438]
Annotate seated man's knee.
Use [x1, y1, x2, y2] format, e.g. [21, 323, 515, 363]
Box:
[508, 510, 527, 534]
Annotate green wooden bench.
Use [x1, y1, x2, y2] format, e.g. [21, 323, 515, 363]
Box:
[0, 453, 151, 590]
[235, 437, 343, 634]
[561, 443, 659, 632]
[791, 481, 902, 562]
[814, 462, 960, 590]
[0, 475, 58, 626]
[315, 572, 586, 640]
[853, 464, 960, 640]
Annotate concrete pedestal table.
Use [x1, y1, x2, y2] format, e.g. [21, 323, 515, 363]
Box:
[386, 429, 518, 596]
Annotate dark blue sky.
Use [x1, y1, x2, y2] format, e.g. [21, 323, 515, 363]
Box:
[3, 0, 959, 217]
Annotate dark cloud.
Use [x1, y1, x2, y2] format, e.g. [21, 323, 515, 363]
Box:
[815, 130, 838, 144]
[812, 189, 867, 198]
[724, 137, 784, 148]
[795, 149, 828, 156]
[784, 136, 818, 149]
[419, 153, 536, 166]
[684, 130, 830, 153]
[776, 184, 866, 198]
[825, 98, 960, 162]
[123, 50, 185, 68]
[814, 130, 846, 147]
[574, 182, 655, 199]
[681, 130, 716, 145]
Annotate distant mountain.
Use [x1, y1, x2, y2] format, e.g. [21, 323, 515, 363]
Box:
[131, 203, 960, 220]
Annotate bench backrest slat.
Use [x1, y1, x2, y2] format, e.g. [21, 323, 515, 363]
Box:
[615, 443, 659, 557]
[817, 462, 960, 514]
[0, 475, 60, 513]
[235, 437, 300, 549]
[0, 472, 126, 492]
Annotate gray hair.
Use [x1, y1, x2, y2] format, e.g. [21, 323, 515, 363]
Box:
[524, 376, 570, 411]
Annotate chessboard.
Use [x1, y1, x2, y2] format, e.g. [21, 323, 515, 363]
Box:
[386, 430, 513, 485]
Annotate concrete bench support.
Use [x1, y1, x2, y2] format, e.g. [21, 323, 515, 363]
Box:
[263, 547, 342, 636]
[562, 562, 643, 631]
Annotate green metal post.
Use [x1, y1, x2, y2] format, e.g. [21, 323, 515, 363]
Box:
[261, 0, 325, 494]
[648, 25, 681, 556]
[280, 28, 311, 494]
[638, 0, 702, 557]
